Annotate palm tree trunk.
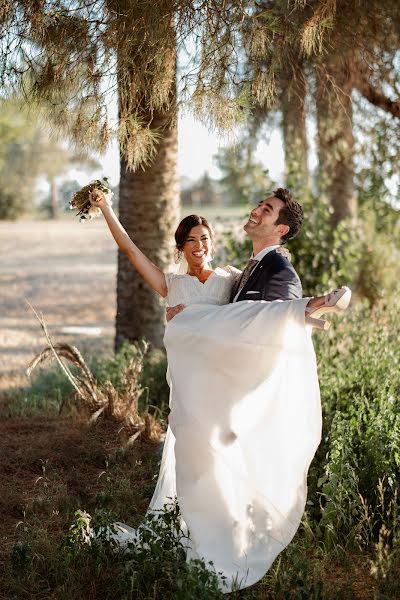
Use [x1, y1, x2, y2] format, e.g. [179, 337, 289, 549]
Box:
[315, 59, 357, 226]
[115, 109, 179, 349]
[281, 58, 309, 193]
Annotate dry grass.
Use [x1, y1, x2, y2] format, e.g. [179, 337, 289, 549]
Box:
[26, 332, 163, 444]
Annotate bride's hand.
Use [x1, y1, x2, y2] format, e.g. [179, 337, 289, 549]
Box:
[89, 189, 108, 210]
[276, 246, 291, 261]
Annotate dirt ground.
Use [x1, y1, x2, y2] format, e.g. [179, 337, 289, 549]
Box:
[0, 416, 159, 573]
[0, 218, 117, 393]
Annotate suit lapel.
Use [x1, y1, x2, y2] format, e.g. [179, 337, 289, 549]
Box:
[240, 250, 276, 296]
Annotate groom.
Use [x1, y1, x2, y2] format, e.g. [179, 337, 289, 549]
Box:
[231, 187, 303, 303]
[167, 187, 304, 320]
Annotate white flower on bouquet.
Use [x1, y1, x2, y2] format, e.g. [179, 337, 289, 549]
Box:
[69, 178, 113, 222]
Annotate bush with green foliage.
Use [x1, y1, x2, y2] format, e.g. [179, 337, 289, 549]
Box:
[8, 502, 224, 599]
[310, 297, 400, 550]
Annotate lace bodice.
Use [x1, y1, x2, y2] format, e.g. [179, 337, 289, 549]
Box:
[165, 266, 241, 307]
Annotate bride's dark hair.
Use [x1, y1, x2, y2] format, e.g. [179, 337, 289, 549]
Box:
[175, 214, 215, 251]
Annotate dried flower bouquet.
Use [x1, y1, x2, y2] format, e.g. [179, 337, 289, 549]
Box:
[69, 178, 113, 222]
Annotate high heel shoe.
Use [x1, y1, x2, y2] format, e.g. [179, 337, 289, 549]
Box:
[305, 286, 352, 330]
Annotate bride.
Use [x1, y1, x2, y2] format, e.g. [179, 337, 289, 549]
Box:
[89, 190, 350, 592]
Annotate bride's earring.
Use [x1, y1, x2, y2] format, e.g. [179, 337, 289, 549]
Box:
[174, 248, 182, 264]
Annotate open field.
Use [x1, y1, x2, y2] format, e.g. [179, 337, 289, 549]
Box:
[0, 219, 117, 393]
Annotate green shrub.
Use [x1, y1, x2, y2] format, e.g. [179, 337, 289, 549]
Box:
[107, 503, 224, 599]
[356, 226, 400, 305]
[7, 503, 224, 600]
[308, 296, 400, 550]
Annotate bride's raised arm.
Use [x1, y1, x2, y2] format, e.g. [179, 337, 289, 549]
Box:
[89, 190, 168, 298]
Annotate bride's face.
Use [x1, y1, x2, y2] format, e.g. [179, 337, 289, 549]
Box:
[182, 225, 212, 268]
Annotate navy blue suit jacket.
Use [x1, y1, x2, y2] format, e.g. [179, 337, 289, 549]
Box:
[231, 249, 302, 303]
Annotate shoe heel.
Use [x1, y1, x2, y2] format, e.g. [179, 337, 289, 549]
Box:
[306, 315, 330, 330]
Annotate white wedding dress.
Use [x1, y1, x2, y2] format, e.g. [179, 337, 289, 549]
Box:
[111, 266, 322, 593]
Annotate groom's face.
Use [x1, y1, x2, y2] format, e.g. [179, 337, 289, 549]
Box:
[244, 196, 286, 243]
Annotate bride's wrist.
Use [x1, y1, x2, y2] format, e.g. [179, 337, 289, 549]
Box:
[101, 202, 113, 213]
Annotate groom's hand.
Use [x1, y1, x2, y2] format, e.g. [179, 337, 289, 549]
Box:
[166, 304, 186, 322]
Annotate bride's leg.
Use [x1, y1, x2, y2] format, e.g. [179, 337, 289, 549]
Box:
[306, 295, 326, 310]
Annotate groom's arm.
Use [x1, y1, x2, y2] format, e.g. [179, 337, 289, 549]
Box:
[264, 266, 302, 301]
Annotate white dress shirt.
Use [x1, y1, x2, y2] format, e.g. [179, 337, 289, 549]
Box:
[253, 245, 280, 262]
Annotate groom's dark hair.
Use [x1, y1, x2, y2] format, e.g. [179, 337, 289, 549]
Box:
[273, 188, 304, 244]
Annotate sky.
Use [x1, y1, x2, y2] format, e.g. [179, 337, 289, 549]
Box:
[92, 112, 287, 188]
[90, 39, 288, 187]
[37, 110, 289, 200]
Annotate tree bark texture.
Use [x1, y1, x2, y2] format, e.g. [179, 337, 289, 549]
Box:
[116, 112, 179, 350]
[316, 59, 357, 226]
[280, 59, 309, 193]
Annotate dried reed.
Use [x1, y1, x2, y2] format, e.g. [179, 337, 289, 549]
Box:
[26, 302, 162, 444]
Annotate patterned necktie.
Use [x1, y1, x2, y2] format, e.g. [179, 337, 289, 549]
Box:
[235, 259, 258, 298]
